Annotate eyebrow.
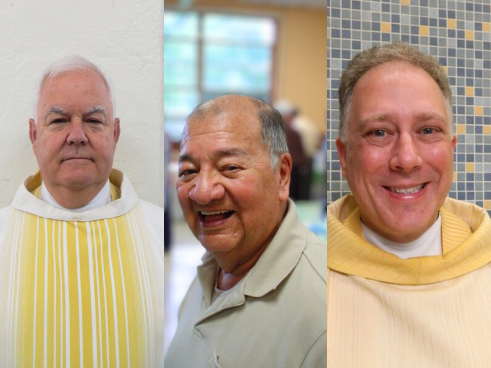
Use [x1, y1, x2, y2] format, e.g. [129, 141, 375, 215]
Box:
[179, 148, 248, 163]
[44, 105, 108, 119]
[359, 112, 447, 127]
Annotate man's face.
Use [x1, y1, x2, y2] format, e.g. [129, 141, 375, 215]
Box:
[177, 108, 290, 258]
[29, 70, 120, 195]
[337, 62, 456, 243]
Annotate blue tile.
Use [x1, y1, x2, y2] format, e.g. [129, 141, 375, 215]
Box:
[430, 37, 438, 46]
[352, 40, 361, 49]
[467, 115, 475, 124]
[466, 41, 474, 49]
[476, 88, 483, 96]
[475, 50, 483, 59]
[457, 39, 465, 48]
[467, 173, 475, 181]
[466, 69, 474, 77]
[484, 60, 491, 69]
[392, 14, 400, 23]
[342, 50, 351, 59]
[457, 30, 465, 39]
[448, 10, 456, 18]
[411, 25, 419, 35]
[467, 192, 475, 200]
[476, 144, 483, 153]
[485, 145, 491, 153]
[457, 105, 465, 114]
[421, 0, 428, 6]
[439, 19, 447, 27]
[342, 0, 350, 8]
[466, 97, 474, 105]
[457, 58, 465, 67]
[373, 33, 381, 41]
[475, 69, 482, 78]
[332, 49, 341, 58]
[448, 29, 456, 38]
[352, 20, 361, 29]
[382, 3, 390, 12]
[457, 87, 465, 95]
[457, 68, 465, 76]
[420, 17, 428, 26]
[430, 18, 437, 27]
[332, 8, 341, 17]
[331, 29, 341, 38]
[382, 33, 390, 42]
[352, 0, 361, 9]
[331, 79, 340, 89]
[401, 34, 410, 42]
[475, 4, 482, 12]
[342, 30, 351, 38]
[484, 42, 491, 50]
[439, 9, 446, 18]
[411, 35, 419, 44]
[476, 23, 482, 31]
[485, 4, 491, 13]
[372, 22, 380, 31]
[392, 24, 401, 33]
[342, 19, 351, 28]
[466, 2, 474, 11]
[485, 173, 491, 181]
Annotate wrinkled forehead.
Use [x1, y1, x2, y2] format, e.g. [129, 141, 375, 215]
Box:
[182, 109, 262, 148]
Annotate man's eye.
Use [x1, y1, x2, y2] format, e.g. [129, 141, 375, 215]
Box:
[421, 127, 435, 134]
[49, 118, 67, 124]
[179, 169, 196, 177]
[369, 129, 386, 137]
[87, 119, 102, 124]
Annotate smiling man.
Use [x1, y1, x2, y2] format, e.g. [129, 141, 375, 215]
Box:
[165, 95, 327, 367]
[326, 42, 491, 367]
[0, 56, 165, 367]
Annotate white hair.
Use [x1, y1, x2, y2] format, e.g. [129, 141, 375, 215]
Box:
[33, 55, 116, 119]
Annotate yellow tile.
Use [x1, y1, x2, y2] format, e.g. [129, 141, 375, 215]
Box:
[448, 19, 456, 29]
[442, 66, 448, 74]
[475, 106, 483, 116]
[420, 26, 429, 36]
[466, 87, 475, 96]
[381, 22, 391, 33]
[466, 30, 474, 40]
[456, 124, 466, 134]
[485, 201, 491, 210]
[484, 126, 491, 135]
[453, 172, 457, 181]
[466, 163, 475, 172]
[484, 22, 491, 32]
[401, 0, 410, 5]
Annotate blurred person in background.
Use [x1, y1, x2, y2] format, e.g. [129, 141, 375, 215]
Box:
[165, 94, 327, 367]
[274, 99, 309, 200]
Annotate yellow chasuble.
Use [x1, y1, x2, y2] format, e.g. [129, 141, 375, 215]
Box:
[0, 170, 165, 368]
[326, 195, 491, 367]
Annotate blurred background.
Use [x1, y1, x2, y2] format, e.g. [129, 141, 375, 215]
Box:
[163, 0, 327, 357]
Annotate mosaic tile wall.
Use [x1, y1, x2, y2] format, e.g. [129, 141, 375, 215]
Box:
[328, 0, 491, 215]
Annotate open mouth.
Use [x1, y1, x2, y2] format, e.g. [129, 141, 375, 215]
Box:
[385, 183, 426, 194]
[199, 210, 234, 223]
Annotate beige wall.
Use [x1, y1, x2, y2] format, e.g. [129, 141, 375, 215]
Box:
[165, 0, 327, 133]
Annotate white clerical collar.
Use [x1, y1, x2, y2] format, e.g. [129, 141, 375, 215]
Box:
[40, 180, 111, 213]
[362, 214, 442, 259]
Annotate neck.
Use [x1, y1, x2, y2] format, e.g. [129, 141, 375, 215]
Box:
[216, 202, 288, 290]
[42, 180, 110, 210]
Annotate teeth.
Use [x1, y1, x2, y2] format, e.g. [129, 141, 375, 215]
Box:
[200, 210, 230, 216]
[389, 184, 424, 194]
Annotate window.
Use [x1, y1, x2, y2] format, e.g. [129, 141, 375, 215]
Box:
[164, 11, 277, 141]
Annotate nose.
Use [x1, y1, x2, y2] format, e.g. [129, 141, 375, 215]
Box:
[389, 133, 423, 172]
[189, 172, 225, 205]
[66, 120, 88, 145]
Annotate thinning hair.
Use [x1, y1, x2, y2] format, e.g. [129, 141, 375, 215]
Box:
[186, 95, 289, 168]
[34, 55, 116, 119]
[338, 42, 453, 142]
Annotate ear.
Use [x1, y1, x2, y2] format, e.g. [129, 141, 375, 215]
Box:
[336, 137, 348, 178]
[113, 118, 121, 143]
[451, 134, 457, 151]
[278, 152, 292, 202]
[29, 118, 37, 146]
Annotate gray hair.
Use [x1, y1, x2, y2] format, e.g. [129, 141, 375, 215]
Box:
[34, 55, 116, 119]
[338, 42, 453, 142]
[186, 95, 289, 168]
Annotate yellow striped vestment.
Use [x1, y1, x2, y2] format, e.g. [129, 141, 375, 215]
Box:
[0, 170, 165, 367]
